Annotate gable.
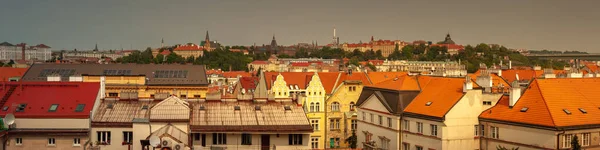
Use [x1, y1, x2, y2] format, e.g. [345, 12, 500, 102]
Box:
[360, 94, 391, 113]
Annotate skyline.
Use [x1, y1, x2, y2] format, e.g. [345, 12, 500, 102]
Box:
[1, 0, 599, 52]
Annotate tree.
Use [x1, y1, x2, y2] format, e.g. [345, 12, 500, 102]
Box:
[401, 45, 414, 60]
[345, 130, 357, 149]
[366, 63, 377, 72]
[572, 135, 581, 150]
[154, 54, 164, 64]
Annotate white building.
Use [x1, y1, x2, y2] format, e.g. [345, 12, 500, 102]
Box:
[0, 42, 51, 61]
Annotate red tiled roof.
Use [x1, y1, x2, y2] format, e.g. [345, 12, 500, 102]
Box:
[480, 78, 600, 128]
[0, 82, 100, 118]
[338, 72, 372, 86]
[366, 72, 408, 84]
[404, 77, 465, 118]
[251, 61, 268, 65]
[160, 50, 171, 55]
[265, 72, 314, 90]
[368, 60, 384, 65]
[317, 72, 340, 94]
[501, 69, 544, 83]
[35, 44, 51, 48]
[239, 77, 259, 91]
[290, 62, 310, 67]
[206, 69, 223, 75]
[0, 67, 28, 80]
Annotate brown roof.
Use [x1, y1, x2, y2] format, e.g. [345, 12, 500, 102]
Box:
[356, 86, 420, 115]
[92, 101, 153, 126]
[21, 64, 209, 85]
[190, 102, 312, 132]
[150, 96, 190, 121]
[404, 77, 465, 118]
[480, 78, 600, 128]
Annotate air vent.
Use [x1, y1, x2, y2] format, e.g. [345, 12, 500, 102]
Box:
[425, 101, 432, 106]
[234, 106, 241, 111]
[141, 105, 149, 110]
[563, 109, 571, 115]
[284, 106, 291, 111]
[520, 107, 528, 112]
[579, 108, 587, 114]
[199, 105, 206, 110]
[107, 103, 114, 109]
[255, 106, 261, 111]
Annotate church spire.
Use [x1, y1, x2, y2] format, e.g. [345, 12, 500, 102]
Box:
[94, 43, 98, 51]
[204, 31, 211, 49]
[161, 38, 164, 47]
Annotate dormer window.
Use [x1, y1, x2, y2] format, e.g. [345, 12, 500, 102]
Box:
[75, 104, 85, 112]
[48, 104, 59, 112]
[199, 105, 206, 110]
[234, 106, 241, 111]
[284, 106, 291, 111]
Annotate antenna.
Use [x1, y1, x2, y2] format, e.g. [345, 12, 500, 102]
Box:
[4, 113, 15, 126]
[149, 135, 160, 147]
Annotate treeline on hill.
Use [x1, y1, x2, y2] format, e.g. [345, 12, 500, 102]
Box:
[528, 50, 588, 54]
[116, 44, 568, 73]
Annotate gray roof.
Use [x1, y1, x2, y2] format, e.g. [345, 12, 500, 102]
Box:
[356, 86, 420, 115]
[0, 42, 14, 46]
[22, 64, 209, 85]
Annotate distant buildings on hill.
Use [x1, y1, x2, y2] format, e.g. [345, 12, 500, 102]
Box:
[0, 42, 52, 62]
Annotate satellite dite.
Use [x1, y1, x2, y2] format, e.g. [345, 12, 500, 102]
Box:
[3, 113, 15, 128]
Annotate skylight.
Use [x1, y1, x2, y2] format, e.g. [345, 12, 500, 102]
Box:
[75, 104, 85, 112]
[16, 104, 27, 112]
[48, 104, 59, 112]
[579, 108, 587, 114]
[234, 106, 241, 111]
[520, 107, 528, 112]
[255, 106, 261, 111]
[141, 105, 149, 110]
[425, 101, 432, 106]
[284, 106, 291, 111]
[107, 103, 114, 109]
[563, 109, 571, 115]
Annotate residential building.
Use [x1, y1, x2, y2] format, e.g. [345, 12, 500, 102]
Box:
[21, 64, 210, 99]
[206, 69, 252, 85]
[173, 43, 205, 58]
[248, 56, 341, 72]
[0, 42, 51, 61]
[479, 78, 600, 150]
[433, 33, 465, 55]
[0, 81, 102, 150]
[376, 60, 467, 77]
[340, 37, 409, 57]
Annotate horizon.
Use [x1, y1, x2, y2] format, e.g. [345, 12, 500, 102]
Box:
[1, 0, 599, 52]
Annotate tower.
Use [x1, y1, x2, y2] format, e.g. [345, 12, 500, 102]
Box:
[204, 31, 211, 49]
[161, 38, 164, 48]
[94, 43, 98, 51]
[270, 35, 278, 54]
[332, 27, 338, 46]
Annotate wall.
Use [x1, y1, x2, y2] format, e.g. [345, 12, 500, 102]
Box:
[5, 135, 88, 150]
[91, 127, 134, 150]
[326, 83, 363, 148]
[132, 123, 151, 150]
[402, 117, 443, 150]
[357, 108, 401, 150]
[15, 118, 89, 129]
[192, 133, 310, 150]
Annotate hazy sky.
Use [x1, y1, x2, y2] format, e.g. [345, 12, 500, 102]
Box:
[1, 0, 599, 52]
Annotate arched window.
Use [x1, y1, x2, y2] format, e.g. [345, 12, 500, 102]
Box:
[315, 102, 320, 112]
[310, 102, 315, 112]
[332, 102, 340, 111]
[350, 102, 356, 111]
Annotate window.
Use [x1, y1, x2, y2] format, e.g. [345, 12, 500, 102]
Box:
[483, 101, 492, 105]
[311, 120, 319, 131]
[48, 104, 59, 112]
[474, 125, 479, 136]
[582, 133, 590, 146]
[387, 117, 392, 128]
[370, 114, 374, 123]
[362, 112, 366, 120]
[97, 131, 111, 145]
[73, 138, 81, 146]
[481, 125, 485, 136]
[490, 126, 499, 139]
[349, 102, 355, 111]
[563, 134, 573, 148]
[332, 102, 340, 111]
[75, 104, 85, 112]
[213, 133, 227, 145]
[315, 102, 320, 112]
[402, 143, 410, 150]
[330, 119, 340, 130]
[123, 131, 133, 144]
[48, 138, 56, 145]
[108, 93, 118, 97]
[380, 138, 390, 150]
[15, 138, 22, 145]
[417, 122, 423, 134]
[311, 137, 319, 149]
[403, 120, 409, 131]
[351, 120, 357, 130]
[194, 95, 201, 98]
[180, 94, 187, 98]
[194, 133, 201, 141]
[289, 134, 303, 145]
[241, 134, 252, 145]
[431, 124, 438, 136]
[310, 102, 315, 112]
[416, 145, 423, 150]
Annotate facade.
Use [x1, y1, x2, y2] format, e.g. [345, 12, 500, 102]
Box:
[376, 60, 467, 77]
[173, 43, 205, 58]
[479, 78, 600, 150]
[21, 64, 210, 99]
[248, 57, 341, 72]
[0, 81, 102, 150]
[340, 38, 409, 57]
[0, 42, 51, 61]
[61, 49, 136, 60]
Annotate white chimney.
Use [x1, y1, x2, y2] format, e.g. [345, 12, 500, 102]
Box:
[100, 76, 106, 99]
[543, 69, 556, 79]
[47, 74, 61, 82]
[475, 71, 493, 88]
[69, 75, 83, 82]
[508, 60, 512, 69]
[509, 81, 521, 107]
[463, 76, 473, 93]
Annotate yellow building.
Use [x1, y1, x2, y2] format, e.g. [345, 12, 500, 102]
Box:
[172, 44, 204, 58]
[21, 64, 210, 100]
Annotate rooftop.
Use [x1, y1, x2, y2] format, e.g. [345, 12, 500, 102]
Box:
[0, 67, 28, 80]
[404, 77, 465, 118]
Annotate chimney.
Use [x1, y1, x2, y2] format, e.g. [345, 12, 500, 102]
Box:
[508, 60, 512, 69]
[100, 76, 106, 99]
[463, 75, 473, 93]
[543, 68, 556, 78]
[475, 70, 493, 88]
[509, 81, 521, 107]
[21, 43, 26, 61]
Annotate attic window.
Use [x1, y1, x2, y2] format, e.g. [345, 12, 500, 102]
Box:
[425, 101, 432, 106]
[234, 106, 241, 111]
[48, 104, 59, 112]
[199, 105, 206, 110]
[284, 106, 291, 111]
[563, 109, 572, 115]
[2, 106, 8, 111]
[141, 105, 149, 110]
[255, 106, 261, 111]
[75, 104, 85, 112]
[520, 107, 529, 112]
[16, 104, 27, 112]
[579, 108, 587, 114]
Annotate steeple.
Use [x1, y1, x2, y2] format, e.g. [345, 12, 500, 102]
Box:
[161, 38, 164, 48]
[204, 31, 211, 49]
[94, 43, 98, 51]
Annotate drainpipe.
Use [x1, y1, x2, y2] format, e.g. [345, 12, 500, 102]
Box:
[556, 129, 565, 150]
[478, 120, 483, 150]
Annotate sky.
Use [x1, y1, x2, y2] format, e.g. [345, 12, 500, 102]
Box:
[1, 0, 599, 52]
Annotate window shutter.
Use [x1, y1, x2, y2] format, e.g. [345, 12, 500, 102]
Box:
[213, 133, 217, 144]
[299, 135, 303, 144]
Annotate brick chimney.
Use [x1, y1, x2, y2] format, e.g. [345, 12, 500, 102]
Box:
[509, 81, 521, 107]
[21, 43, 26, 61]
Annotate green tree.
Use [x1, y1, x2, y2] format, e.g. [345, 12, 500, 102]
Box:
[572, 135, 581, 150]
[388, 49, 402, 60]
[345, 130, 358, 149]
[166, 52, 183, 64]
[401, 45, 414, 60]
[366, 63, 377, 72]
[141, 47, 154, 64]
[186, 56, 195, 63]
[154, 54, 164, 64]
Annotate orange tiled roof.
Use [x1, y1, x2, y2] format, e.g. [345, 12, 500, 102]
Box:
[404, 77, 465, 118]
[317, 72, 340, 94]
[501, 69, 543, 83]
[480, 78, 600, 128]
[369, 75, 420, 91]
[0, 67, 28, 80]
[366, 72, 408, 84]
[469, 71, 511, 88]
[338, 72, 372, 86]
[584, 64, 598, 74]
[264, 72, 314, 90]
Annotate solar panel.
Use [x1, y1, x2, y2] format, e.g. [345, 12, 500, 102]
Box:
[153, 70, 189, 78]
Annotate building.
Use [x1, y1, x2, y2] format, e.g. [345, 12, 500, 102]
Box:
[339, 37, 409, 57]
[376, 60, 467, 77]
[479, 78, 600, 150]
[432, 34, 465, 55]
[206, 69, 253, 85]
[0, 42, 51, 61]
[60, 49, 137, 61]
[0, 81, 102, 150]
[172, 43, 205, 58]
[201, 31, 221, 51]
[0, 67, 28, 81]
[248, 56, 341, 72]
[21, 64, 210, 99]
[356, 75, 421, 150]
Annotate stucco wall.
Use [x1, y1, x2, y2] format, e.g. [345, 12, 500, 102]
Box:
[15, 118, 89, 129]
[6, 135, 88, 150]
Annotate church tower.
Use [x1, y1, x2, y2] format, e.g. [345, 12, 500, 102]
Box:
[270, 35, 278, 54]
[204, 31, 211, 49]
